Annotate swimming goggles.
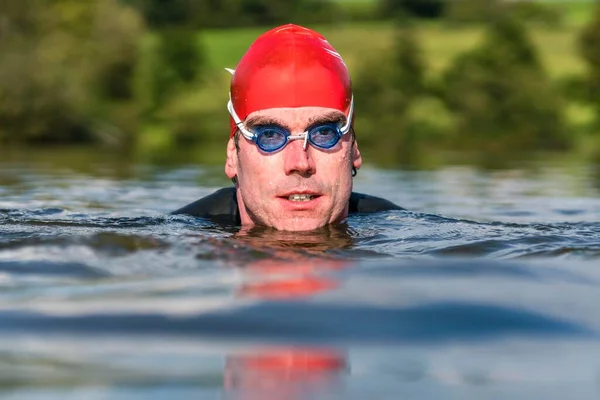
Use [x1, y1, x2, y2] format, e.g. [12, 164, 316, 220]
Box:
[227, 94, 354, 153]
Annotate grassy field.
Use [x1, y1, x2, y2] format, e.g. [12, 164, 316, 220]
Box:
[200, 0, 595, 75]
[561, 1, 597, 27]
[198, 0, 597, 95]
[202, 19, 589, 80]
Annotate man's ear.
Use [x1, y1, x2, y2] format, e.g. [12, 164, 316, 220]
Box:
[352, 139, 362, 170]
[225, 137, 238, 179]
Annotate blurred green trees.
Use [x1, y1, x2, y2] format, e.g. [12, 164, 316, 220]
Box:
[376, 0, 561, 26]
[140, 28, 206, 116]
[0, 0, 598, 162]
[352, 5, 568, 159]
[0, 0, 145, 145]
[353, 16, 441, 163]
[579, 2, 600, 126]
[441, 14, 567, 151]
[444, 0, 502, 23]
[123, 0, 342, 28]
[377, 0, 445, 20]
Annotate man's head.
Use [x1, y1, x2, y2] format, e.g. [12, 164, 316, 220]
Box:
[225, 24, 362, 231]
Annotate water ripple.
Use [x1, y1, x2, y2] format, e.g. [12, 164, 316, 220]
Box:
[3, 162, 600, 398]
[0, 301, 591, 345]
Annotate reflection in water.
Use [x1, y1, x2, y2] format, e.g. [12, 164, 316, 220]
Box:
[223, 227, 352, 399]
[233, 224, 356, 254]
[224, 348, 346, 400]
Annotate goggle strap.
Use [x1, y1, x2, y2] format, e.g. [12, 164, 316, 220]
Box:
[227, 96, 254, 140]
[340, 95, 354, 134]
[227, 92, 354, 140]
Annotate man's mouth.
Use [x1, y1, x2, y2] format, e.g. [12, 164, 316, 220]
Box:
[287, 194, 317, 202]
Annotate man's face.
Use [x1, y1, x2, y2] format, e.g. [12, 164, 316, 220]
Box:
[225, 106, 362, 231]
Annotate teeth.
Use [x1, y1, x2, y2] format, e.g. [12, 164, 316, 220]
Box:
[288, 194, 314, 201]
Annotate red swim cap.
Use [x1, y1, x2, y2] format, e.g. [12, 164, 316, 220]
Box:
[228, 24, 352, 137]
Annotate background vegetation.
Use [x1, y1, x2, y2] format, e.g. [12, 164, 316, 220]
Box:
[1, 0, 600, 167]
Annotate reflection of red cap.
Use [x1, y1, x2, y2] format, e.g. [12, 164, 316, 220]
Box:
[238, 259, 347, 299]
[224, 349, 347, 397]
[229, 24, 352, 137]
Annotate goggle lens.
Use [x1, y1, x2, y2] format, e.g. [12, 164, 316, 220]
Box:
[255, 126, 288, 152]
[253, 123, 343, 153]
[308, 124, 341, 149]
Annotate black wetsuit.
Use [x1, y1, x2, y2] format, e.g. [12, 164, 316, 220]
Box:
[171, 187, 403, 225]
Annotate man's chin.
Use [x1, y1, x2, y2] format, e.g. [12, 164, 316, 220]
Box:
[270, 217, 330, 232]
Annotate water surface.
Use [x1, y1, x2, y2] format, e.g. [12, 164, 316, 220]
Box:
[1, 151, 600, 399]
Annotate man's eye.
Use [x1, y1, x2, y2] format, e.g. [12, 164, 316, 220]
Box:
[256, 128, 286, 145]
[314, 127, 336, 136]
[310, 125, 339, 145]
[261, 130, 279, 139]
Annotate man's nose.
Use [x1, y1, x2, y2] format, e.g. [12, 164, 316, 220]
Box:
[283, 139, 316, 176]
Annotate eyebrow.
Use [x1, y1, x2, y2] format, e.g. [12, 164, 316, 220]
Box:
[245, 115, 287, 128]
[306, 111, 346, 126]
[245, 110, 346, 129]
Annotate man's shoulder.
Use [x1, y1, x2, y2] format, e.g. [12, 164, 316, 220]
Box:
[349, 192, 404, 214]
[170, 187, 240, 224]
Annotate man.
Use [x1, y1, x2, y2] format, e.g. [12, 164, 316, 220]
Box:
[173, 24, 403, 231]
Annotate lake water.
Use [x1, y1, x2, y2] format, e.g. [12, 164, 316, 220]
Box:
[1, 150, 600, 399]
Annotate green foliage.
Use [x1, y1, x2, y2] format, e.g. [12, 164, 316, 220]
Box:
[355, 20, 425, 115]
[445, 0, 562, 27]
[377, 0, 446, 20]
[390, 19, 427, 104]
[0, 0, 145, 145]
[445, 0, 504, 23]
[1, 0, 596, 159]
[353, 17, 444, 162]
[506, 1, 563, 27]
[235, 0, 332, 26]
[121, 0, 197, 28]
[578, 2, 600, 123]
[0, 0, 212, 147]
[139, 28, 206, 116]
[441, 14, 568, 152]
[123, 0, 343, 29]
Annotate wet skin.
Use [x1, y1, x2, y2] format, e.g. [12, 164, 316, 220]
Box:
[225, 106, 362, 231]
